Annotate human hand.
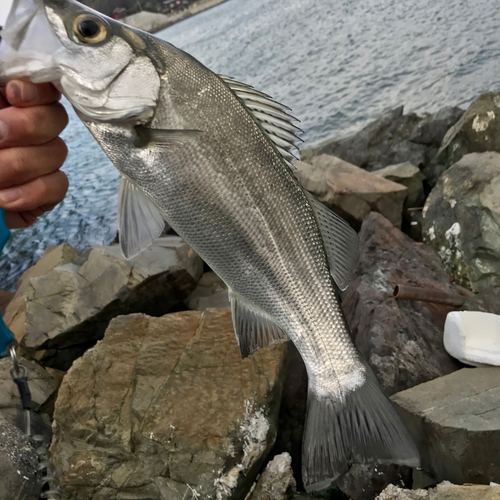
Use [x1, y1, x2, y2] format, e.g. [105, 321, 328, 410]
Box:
[0, 80, 69, 229]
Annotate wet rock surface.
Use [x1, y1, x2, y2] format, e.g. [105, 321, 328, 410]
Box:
[249, 453, 296, 500]
[51, 309, 287, 500]
[343, 212, 462, 395]
[436, 92, 500, 168]
[422, 152, 500, 292]
[295, 155, 408, 228]
[392, 367, 500, 485]
[22, 237, 203, 370]
[0, 416, 40, 500]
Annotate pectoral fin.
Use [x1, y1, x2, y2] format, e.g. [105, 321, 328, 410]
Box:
[229, 290, 289, 358]
[117, 176, 165, 259]
[135, 126, 202, 149]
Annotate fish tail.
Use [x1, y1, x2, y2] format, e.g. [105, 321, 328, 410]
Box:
[302, 367, 420, 492]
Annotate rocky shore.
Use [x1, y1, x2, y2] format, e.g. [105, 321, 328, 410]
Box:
[2, 91, 500, 499]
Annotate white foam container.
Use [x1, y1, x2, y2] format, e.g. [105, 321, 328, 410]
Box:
[444, 311, 500, 366]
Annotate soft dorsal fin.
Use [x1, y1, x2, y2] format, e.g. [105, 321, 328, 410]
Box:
[219, 75, 302, 171]
[229, 290, 289, 359]
[305, 192, 359, 291]
[118, 176, 166, 259]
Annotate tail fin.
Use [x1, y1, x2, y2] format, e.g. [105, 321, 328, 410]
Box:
[302, 369, 420, 492]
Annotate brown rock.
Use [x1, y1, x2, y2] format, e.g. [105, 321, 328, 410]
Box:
[295, 155, 407, 228]
[0, 290, 14, 315]
[377, 482, 500, 500]
[51, 309, 287, 500]
[3, 243, 80, 343]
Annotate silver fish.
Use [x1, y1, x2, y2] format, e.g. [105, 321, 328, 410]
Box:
[0, 0, 419, 491]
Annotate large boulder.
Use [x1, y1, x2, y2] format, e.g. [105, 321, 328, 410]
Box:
[343, 212, 462, 395]
[295, 155, 408, 228]
[51, 309, 287, 500]
[436, 92, 500, 168]
[3, 243, 80, 343]
[22, 237, 203, 370]
[0, 416, 41, 500]
[184, 271, 230, 311]
[461, 287, 500, 315]
[422, 152, 500, 292]
[392, 367, 500, 485]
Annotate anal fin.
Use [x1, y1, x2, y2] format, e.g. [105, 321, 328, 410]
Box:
[229, 291, 289, 358]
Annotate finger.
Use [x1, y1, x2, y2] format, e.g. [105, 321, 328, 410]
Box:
[0, 103, 68, 148]
[6, 80, 61, 108]
[0, 170, 69, 212]
[4, 208, 46, 229]
[0, 138, 68, 189]
[0, 89, 8, 110]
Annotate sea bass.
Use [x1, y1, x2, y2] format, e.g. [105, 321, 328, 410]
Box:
[0, 0, 419, 491]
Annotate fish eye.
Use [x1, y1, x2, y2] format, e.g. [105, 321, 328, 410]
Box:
[73, 14, 108, 44]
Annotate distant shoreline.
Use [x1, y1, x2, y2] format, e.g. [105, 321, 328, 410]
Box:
[123, 0, 230, 34]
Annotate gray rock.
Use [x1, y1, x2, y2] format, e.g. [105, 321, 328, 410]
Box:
[0, 416, 41, 500]
[343, 212, 462, 396]
[436, 92, 500, 168]
[376, 484, 428, 500]
[336, 464, 412, 500]
[185, 271, 230, 311]
[23, 237, 203, 370]
[249, 453, 296, 500]
[373, 162, 426, 209]
[0, 357, 57, 439]
[306, 106, 429, 172]
[422, 152, 500, 292]
[295, 155, 408, 229]
[409, 107, 465, 148]
[461, 287, 500, 315]
[392, 367, 500, 485]
[51, 309, 287, 500]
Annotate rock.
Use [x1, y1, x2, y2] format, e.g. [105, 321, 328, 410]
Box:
[377, 482, 500, 500]
[336, 464, 412, 500]
[123, 11, 174, 32]
[185, 271, 230, 311]
[0, 357, 57, 439]
[249, 453, 296, 500]
[306, 106, 429, 172]
[0, 416, 41, 500]
[23, 237, 203, 370]
[343, 212, 462, 395]
[409, 107, 465, 148]
[373, 162, 426, 209]
[295, 155, 408, 229]
[3, 243, 80, 343]
[444, 311, 500, 366]
[0, 290, 14, 315]
[436, 92, 500, 168]
[51, 309, 287, 500]
[392, 367, 500, 484]
[461, 287, 500, 315]
[422, 152, 500, 292]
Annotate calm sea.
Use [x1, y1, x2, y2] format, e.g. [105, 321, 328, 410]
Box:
[1, 0, 499, 289]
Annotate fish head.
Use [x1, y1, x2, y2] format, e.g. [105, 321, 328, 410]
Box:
[0, 0, 161, 122]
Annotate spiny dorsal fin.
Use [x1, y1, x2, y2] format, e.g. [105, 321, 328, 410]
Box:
[229, 290, 289, 358]
[305, 192, 359, 291]
[219, 75, 302, 171]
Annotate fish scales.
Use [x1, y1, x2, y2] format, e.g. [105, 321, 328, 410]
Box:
[0, 0, 420, 491]
[87, 39, 361, 396]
